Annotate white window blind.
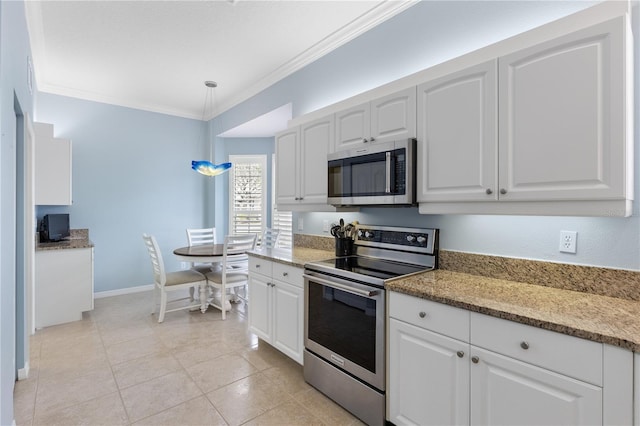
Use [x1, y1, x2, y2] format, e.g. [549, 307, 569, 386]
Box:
[229, 155, 266, 236]
[272, 154, 292, 249]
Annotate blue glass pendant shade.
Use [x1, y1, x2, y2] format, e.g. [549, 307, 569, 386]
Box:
[191, 160, 232, 177]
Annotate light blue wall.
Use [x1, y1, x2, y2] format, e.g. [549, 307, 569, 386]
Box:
[35, 93, 208, 293]
[212, 0, 640, 271]
[0, 0, 34, 423]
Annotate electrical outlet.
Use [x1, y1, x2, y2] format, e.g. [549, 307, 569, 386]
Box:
[323, 220, 329, 232]
[298, 217, 304, 231]
[559, 230, 577, 253]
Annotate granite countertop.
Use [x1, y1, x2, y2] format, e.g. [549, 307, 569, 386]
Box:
[249, 247, 334, 268]
[36, 228, 94, 251]
[387, 269, 640, 352]
[36, 238, 94, 251]
[249, 241, 640, 352]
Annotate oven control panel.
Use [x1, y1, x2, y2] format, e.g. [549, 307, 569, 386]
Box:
[356, 225, 437, 254]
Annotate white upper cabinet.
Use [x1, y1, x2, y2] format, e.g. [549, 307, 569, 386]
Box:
[275, 128, 299, 206]
[335, 87, 416, 151]
[418, 15, 633, 216]
[300, 116, 333, 205]
[498, 17, 629, 203]
[417, 60, 498, 202]
[34, 122, 72, 205]
[276, 116, 348, 211]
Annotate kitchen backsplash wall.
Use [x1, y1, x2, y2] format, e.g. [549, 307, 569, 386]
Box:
[295, 209, 640, 272]
[294, 232, 640, 301]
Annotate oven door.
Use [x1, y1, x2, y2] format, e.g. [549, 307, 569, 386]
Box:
[303, 271, 385, 391]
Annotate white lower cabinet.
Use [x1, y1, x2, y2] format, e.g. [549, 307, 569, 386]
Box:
[388, 292, 633, 426]
[35, 247, 94, 328]
[470, 346, 601, 425]
[389, 318, 469, 426]
[248, 256, 304, 364]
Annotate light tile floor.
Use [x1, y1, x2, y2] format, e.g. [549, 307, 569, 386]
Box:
[14, 290, 363, 426]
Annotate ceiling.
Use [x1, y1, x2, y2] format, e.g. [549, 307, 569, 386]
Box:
[25, 0, 416, 130]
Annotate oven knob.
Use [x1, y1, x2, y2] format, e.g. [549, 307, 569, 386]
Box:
[406, 235, 416, 242]
[365, 231, 374, 238]
[358, 230, 364, 237]
[417, 236, 427, 244]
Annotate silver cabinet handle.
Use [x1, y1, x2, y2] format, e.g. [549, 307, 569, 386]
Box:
[500, 188, 507, 195]
[486, 188, 493, 195]
[363, 138, 368, 143]
[457, 351, 464, 358]
[520, 341, 530, 350]
[282, 272, 288, 277]
[471, 356, 479, 364]
[370, 137, 375, 142]
[255, 264, 261, 268]
[418, 311, 427, 318]
[385, 151, 391, 193]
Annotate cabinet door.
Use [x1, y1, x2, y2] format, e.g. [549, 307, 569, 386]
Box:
[470, 347, 602, 426]
[248, 273, 272, 341]
[371, 87, 416, 144]
[275, 128, 299, 205]
[300, 116, 333, 204]
[498, 17, 628, 201]
[34, 122, 72, 205]
[417, 60, 497, 202]
[335, 102, 370, 151]
[272, 279, 304, 364]
[35, 248, 93, 328]
[389, 319, 469, 426]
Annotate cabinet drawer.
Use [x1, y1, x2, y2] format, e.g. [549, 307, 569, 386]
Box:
[272, 262, 303, 288]
[471, 312, 602, 386]
[249, 256, 272, 277]
[389, 292, 470, 342]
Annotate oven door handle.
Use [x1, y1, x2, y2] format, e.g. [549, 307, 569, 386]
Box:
[303, 274, 379, 298]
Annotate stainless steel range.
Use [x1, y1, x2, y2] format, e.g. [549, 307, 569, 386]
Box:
[303, 225, 439, 426]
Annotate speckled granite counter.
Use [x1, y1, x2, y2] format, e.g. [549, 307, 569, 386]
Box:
[255, 234, 640, 352]
[36, 228, 94, 251]
[249, 247, 334, 268]
[387, 269, 640, 352]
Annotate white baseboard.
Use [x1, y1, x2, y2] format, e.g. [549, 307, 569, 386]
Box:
[94, 284, 154, 299]
[17, 362, 30, 381]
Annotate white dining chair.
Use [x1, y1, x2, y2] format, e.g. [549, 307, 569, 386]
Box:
[185, 227, 217, 273]
[204, 233, 257, 320]
[142, 234, 207, 323]
[261, 227, 280, 249]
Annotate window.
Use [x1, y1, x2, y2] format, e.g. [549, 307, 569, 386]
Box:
[229, 155, 266, 235]
[272, 154, 293, 248]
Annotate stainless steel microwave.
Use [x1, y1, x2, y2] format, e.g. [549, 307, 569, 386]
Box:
[327, 138, 416, 206]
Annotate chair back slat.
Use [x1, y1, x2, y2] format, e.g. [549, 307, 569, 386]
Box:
[224, 234, 257, 257]
[142, 234, 166, 286]
[261, 228, 280, 249]
[186, 227, 216, 246]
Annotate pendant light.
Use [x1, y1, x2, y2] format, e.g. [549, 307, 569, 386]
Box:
[191, 80, 232, 177]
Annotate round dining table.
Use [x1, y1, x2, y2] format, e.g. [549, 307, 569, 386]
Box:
[173, 244, 227, 263]
[173, 244, 249, 312]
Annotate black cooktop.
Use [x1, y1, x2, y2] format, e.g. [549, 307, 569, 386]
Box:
[306, 255, 432, 285]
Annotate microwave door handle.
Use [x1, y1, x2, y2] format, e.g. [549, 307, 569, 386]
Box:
[385, 151, 391, 193]
[303, 274, 379, 298]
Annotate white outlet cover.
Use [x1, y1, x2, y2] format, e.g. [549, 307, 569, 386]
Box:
[298, 217, 304, 231]
[559, 230, 577, 254]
